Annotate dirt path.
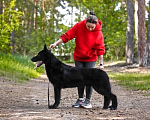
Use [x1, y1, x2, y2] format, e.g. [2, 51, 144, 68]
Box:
[0, 67, 150, 120]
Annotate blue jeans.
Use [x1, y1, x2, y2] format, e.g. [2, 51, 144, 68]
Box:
[75, 60, 96, 100]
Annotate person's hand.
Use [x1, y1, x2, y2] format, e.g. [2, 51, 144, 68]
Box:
[49, 39, 63, 50]
[99, 64, 104, 70]
[99, 65, 104, 70]
[49, 43, 57, 50]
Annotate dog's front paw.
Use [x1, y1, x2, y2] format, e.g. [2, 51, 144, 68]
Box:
[48, 105, 58, 109]
[110, 107, 117, 110]
[103, 107, 108, 110]
[103, 106, 117, 110]
[109, 106, 117, 110]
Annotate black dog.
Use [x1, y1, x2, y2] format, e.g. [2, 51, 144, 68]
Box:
[31, 45, 117, 110]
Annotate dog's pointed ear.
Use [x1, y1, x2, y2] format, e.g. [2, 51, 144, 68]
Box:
[44, 44, 48, 51]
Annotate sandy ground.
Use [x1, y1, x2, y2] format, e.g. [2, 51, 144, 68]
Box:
[0, 65, 150, 120]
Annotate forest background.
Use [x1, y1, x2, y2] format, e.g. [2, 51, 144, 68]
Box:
[0, 0, 150, 67]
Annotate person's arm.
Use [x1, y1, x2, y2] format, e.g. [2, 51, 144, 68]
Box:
[49, 39, 63, 49]
[49, 22, 78, 50]
[98, 55, 104, 69]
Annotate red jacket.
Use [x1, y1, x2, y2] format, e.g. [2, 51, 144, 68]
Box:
[60, 19, 105, 62]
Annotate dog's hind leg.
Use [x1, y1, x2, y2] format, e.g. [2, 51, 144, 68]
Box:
[92, 86, 110, 109]
[103, 96, 110, 109]
[49, 87, 61, 109]
[92, 86, 117, 110]
[109, 93, 117, 110]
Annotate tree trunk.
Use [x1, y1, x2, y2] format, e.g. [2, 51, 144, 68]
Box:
[134, 0, 138, 61]
[29, 2, 34, 35]
[138, 0, 146, 67]
[2, 0, 4, 13]
[11, 5, 17, 55]
[71, 6, 73, 27]
[0, 1, 5, 19]
[0, 1, 3, 14]
[34, 0, 38, 29]
[126, 0, 134, 64]
[25, 0, 29, 33]
[11, 30, 15, 55]
[146, 0, 150, 64]
[42, 0, 45, 31]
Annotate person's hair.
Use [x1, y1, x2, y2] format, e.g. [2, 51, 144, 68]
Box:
[86, 11, 98, 24]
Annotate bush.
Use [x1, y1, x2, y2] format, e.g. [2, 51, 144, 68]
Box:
[0, 52, 45, 83]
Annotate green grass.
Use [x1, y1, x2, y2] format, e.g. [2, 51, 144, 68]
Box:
[108, 72, 150, 91]
[0, 52, 45, 83]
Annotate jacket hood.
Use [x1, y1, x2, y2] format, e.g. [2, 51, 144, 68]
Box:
[94, 20, 102, 31]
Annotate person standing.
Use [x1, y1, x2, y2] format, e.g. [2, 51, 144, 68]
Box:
[49, 11, 105, 109]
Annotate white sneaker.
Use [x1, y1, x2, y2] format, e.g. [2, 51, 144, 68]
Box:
[72, 98, 84, 108]
[80, 99, 92, 109]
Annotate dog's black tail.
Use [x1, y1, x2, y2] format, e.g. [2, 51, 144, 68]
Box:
[48, 82, 50, 108]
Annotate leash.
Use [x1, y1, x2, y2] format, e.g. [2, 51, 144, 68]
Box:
[48, 82, 50, 108]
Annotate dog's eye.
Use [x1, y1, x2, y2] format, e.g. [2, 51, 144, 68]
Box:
[38, 53, 41, 56]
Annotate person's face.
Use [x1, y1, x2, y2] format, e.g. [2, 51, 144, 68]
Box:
[86, 22, 96, 31]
